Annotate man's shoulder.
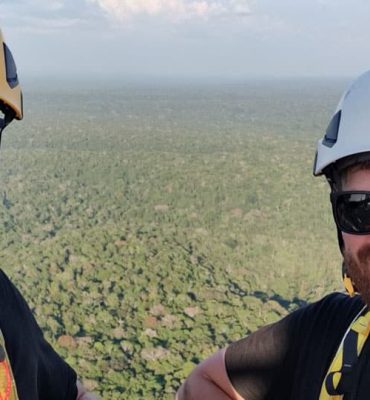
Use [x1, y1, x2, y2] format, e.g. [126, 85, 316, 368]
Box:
[0, 268, 18, 289]
[0, 269, 78, 400]
[288, 292, 364, 332]
[0, 269, 26, 309]
[307, 292, 363, 313]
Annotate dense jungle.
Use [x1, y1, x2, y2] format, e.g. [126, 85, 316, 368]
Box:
[0, 78, 348, 398]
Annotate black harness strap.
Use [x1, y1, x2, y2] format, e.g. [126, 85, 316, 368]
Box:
[321, 306, 370, 399]
[326, 329, 359, 395]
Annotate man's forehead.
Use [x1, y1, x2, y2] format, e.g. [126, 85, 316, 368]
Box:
[342, 165, 370, 190]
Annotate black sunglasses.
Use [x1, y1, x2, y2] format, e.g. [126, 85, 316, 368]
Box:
[331, 191, 370, 234]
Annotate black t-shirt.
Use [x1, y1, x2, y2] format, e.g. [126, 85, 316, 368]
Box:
[225, 292, 366, 399]
[0, 269, 78, 400]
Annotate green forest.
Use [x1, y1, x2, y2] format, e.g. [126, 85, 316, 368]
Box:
[0, 78, 348, 398]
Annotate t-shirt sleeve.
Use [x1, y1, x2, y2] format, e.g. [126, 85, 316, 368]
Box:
[0, 269, 78, 400]
[224, 293, 364, 400]
[225, 314, 293, 400]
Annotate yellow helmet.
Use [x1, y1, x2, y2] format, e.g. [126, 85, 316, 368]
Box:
[0, 30, 23, 134]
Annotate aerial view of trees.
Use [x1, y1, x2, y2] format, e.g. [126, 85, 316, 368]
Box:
[0, 79, 346, 398]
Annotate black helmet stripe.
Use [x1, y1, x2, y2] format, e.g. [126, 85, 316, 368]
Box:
[3, 43, 18, 89]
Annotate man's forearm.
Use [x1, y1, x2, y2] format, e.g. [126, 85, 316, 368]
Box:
[177, 375, 237, 400]
[176, 349, 244, 400]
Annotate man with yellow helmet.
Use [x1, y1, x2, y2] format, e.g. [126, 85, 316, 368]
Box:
[177, 70, 370, 399]
[0, 31, 97, 399]
[0, 31, 22, 136]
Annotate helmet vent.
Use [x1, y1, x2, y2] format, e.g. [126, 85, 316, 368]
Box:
[3, 43, 18, 89]
[323, 110, 341, 148]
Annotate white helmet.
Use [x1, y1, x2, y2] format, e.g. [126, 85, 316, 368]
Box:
[314, 70, 370, 294]
[314, 70, 370, 177]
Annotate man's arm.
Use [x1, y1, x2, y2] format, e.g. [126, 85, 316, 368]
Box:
[176, 348, 245, 400]
[177, 315, 293, 400]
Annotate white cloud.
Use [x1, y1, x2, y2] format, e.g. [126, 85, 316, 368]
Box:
[87, 0, 251, 21]
[0, 0, 94, 33]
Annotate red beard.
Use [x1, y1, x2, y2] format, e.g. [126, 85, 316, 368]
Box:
[345, 243, 370, 306]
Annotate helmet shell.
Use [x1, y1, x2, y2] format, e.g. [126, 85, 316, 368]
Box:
[314, 70, 370, 176]
[0, 30, 22, 120]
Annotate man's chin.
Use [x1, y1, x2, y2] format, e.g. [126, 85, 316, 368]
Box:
[345, 248, 370, 307]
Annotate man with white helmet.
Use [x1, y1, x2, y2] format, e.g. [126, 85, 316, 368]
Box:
[0, 31, 97, 399]
[177, 70, 370, 399]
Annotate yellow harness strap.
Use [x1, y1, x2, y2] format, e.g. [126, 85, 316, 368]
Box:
[319, 306, 370, 400]
[0, 330, 18, 400]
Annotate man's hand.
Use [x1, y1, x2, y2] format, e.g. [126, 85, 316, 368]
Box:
[76, 380, 100, 400]
[176, 349, 244, 400]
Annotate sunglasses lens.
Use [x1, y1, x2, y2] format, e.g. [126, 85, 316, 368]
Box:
[336, 193, 370, 233]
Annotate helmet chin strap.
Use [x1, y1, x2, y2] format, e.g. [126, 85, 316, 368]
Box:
[337, 223, 357, 296]
[326, 166, 357, 296]
[336, 227, 354, 296]
[342, 261, 356, 296]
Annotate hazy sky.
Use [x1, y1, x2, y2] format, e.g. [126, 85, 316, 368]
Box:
[1, 0, 370, 80]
